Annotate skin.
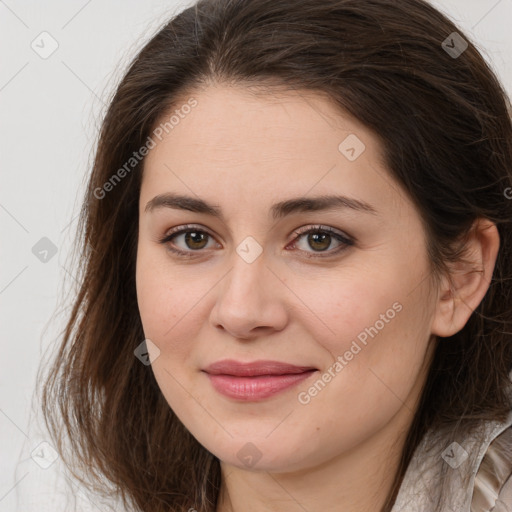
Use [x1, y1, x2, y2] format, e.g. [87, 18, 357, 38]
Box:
[135, 83, 499, 512]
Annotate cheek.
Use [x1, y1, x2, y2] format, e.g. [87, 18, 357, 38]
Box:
[136, 245, 181, 345]
[135, 253, 200, 411]
[293, 258, 433, 398]
[135, 245, 213, 366]
[320, 306, 430, 435]
[286, 263, 404, 354]
[136, 259, 168, 338]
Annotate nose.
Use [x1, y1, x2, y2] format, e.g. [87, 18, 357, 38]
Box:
[209, 250, 288, 340]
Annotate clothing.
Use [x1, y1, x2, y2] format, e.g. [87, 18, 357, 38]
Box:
[10, 380, 512, 511]
[391, 407, 512, 511]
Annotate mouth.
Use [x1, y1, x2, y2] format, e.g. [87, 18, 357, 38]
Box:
[202, 359, 318, 377]
[202, 360, 319, 401]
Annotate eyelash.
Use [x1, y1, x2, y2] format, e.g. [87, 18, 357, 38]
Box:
[158, 224, 354, 259]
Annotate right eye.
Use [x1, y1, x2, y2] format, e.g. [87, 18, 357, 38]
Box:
[159, 224, 220, 257]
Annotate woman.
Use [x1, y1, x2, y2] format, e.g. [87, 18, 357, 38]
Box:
[16, 0, 512, 510]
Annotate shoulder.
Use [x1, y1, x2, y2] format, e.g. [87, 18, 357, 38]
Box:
[472, 424, 512, 511]
[391, 374, 512, 512]
[471, 373, 512, 511]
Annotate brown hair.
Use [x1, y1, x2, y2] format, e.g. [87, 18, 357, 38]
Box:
[40, 0, 512, 510]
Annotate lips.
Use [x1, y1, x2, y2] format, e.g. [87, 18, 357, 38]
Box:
[202, 360, 319, 400]
[203, 359, 317, 377]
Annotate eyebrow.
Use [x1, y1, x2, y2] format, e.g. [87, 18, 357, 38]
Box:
[144, 192, 378, 220]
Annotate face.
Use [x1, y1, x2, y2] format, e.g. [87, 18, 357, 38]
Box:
[136, 84, 438, 473]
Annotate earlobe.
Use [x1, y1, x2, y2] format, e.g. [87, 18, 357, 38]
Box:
[430, 219, 500, 338]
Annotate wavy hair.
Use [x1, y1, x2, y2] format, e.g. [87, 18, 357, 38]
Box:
[40, 0, 512, 510]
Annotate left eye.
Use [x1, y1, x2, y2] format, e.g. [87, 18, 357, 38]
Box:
[287, 225, 354, 257]
[159, 224, 354, 257]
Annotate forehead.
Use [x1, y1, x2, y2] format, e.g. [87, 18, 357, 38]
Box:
[140, 83, 408, 221]
[146, 83, 380, 163]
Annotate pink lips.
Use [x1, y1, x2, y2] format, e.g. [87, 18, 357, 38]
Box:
[202, 359, 318, 401]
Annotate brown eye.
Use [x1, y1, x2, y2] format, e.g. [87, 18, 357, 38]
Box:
[181, 230, 209, 250]
[306, 232, 332, 251]
[159, 225, 218, 256]
[159, 224, 354, 259]
[289, 225, 354, 258]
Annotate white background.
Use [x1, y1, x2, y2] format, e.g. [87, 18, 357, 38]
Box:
[1, 0, 511, 509]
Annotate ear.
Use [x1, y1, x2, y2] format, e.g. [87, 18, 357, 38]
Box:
[430, 218, 500, 338]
